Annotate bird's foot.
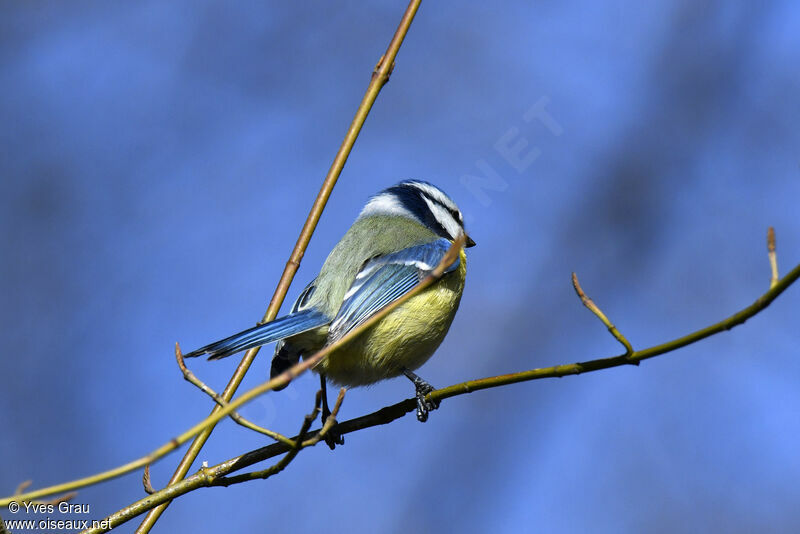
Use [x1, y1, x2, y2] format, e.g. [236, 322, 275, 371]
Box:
[319, 374, 345, 449]
[403, 369, 440, 422]
[321, 404, 345, 449]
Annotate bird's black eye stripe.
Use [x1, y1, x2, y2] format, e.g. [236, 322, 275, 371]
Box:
[419, 192, 461, 225]
[421, 193, 463, 229]
[385, 181, 465, 241]
[388, 183, 451, 239]
[448, 206, 462, 225]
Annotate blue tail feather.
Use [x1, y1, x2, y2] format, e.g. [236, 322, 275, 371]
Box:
[184, 309, 329, 360]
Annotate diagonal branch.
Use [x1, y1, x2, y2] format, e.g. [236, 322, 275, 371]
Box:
[135, 1, 424, 532]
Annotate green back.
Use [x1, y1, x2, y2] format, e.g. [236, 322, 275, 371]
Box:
[308, 215, 439, 317]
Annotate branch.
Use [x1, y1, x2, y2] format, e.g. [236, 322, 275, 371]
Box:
[142, 466, 155, 495]
[160, 248, 800, 473]
[11, 244, 785, 531]
[54, 246, 800, 532]
[432, 229, 798, 399]
[10, 229, 788, 520]
[768, 226, 779, 288]
[135, 1, 424, 531]
[213, 388, 346, 486]
[1, 236, 464, 516]
[178, 250, 800, 469]
[76, 391, 346, 534]
[8, 481, 76, 508]
[175, 343, 294, 446]
[571, 272, 634, 356]
[12, 234, 790, 533]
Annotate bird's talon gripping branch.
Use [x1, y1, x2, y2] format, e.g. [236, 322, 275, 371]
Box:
[322, 419, 345, 449]
[404, 368, 439, 422]
[319, 375, 345, 449]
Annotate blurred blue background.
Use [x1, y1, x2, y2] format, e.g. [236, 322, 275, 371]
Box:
[2, 2, 799, 533]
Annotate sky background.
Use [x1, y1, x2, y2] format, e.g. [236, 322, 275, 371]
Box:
[2, 2, 799, 533]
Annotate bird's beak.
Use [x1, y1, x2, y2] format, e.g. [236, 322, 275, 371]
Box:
[465, 235, 476, 248]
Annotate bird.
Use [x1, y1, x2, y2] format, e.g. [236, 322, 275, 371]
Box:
[184, 180, 475, 437]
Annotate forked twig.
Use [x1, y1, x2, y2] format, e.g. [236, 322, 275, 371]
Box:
[175, 343, 294, 446]
[213, 388, 346, 486]
[571, 272, 634, 357]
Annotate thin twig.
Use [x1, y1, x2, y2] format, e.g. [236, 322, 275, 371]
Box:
[142, 465, 155, 495]
[571, 272, 634, 357]
[136, 2, 424, 531]
[13, 481, 32, 496]
[768, 227, 779, 288]
[433, 260, 800, 401]
[80, 390, 347, 532]
[175, 343, 295, 447]
[302, 388, 346, 447]
[213, 389, 345, 486]
[11, 480, 76, 506]
[42, 492, 78, 506]
[207, 415, 315, 489]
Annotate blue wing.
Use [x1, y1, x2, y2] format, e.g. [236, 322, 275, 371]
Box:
[184, 307, 330, 360]
[328, 238, 460, 340]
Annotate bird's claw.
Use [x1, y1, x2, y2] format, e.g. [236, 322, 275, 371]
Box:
[402, 368, 440, 422]
[321, 407, 345, 449]
[323, 429, 345, 449]
[412, 378, 439, 423]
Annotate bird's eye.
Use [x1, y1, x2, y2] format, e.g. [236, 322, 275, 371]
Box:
[448, 207, 463, 226]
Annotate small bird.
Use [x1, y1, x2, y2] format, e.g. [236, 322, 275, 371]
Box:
[185, 180, 475, 431]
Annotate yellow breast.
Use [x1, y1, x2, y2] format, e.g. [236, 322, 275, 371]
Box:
[319, 249, 467, 387]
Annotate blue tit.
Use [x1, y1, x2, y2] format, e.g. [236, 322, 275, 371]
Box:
[185, 180, 475, 427]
